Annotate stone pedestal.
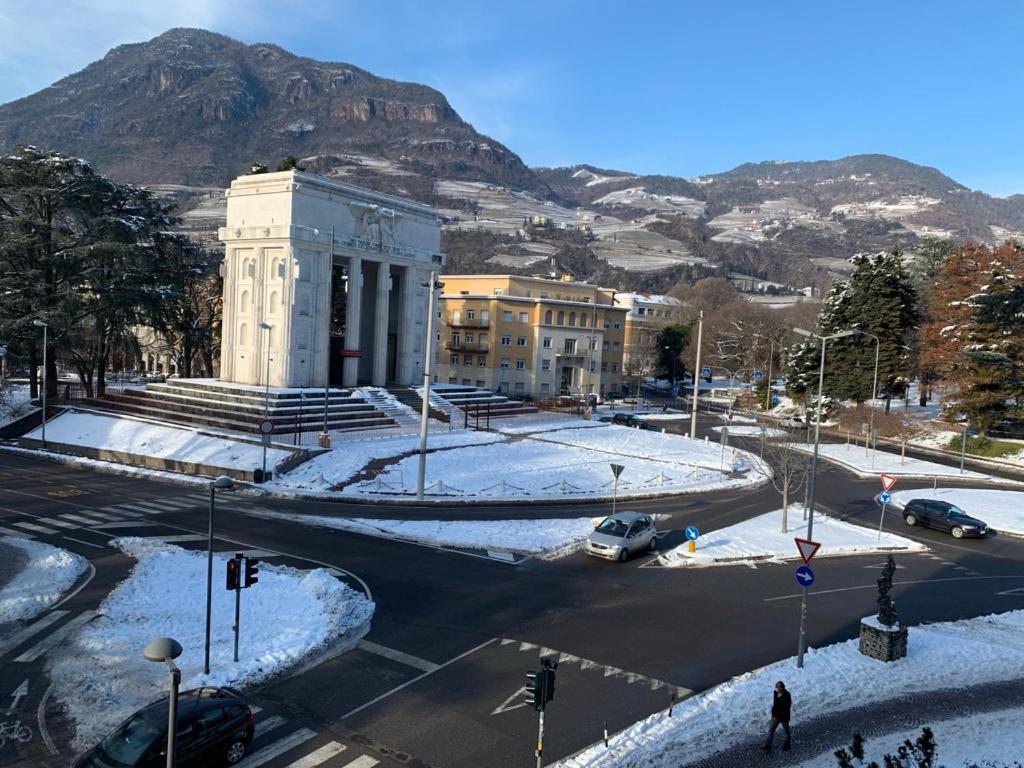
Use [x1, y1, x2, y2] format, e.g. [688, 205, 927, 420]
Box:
[859, 615, 908, 662]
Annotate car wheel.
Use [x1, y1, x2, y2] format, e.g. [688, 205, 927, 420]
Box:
[618, 548, 629, 562]
[649, 536, 657, 551]
[951, 526, 965, 539]
[225, 739, 248, 765]
[904, 514, 918, 527]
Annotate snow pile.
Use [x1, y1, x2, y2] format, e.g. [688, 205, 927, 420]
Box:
[247, 510, 598, 557]
[50, 538, 374, 748]
[660, 507, 926, 567]
[889, 488, 1024, 536]
[25, 411, 296, 471]
[0, 537, 87, 624]
[791, 441, 991, 480]
[0, 384, 34, 428]
[557, 610, 1024, 768]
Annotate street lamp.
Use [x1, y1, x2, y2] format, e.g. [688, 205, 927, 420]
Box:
[258, 322, 273, 481]
[689, 310, 704, 439]
[417, 273, 442, 500]
[204, 475, 234, 675]
[32, 320, 48, 449]
[143, 636, 183, 768]
[792, 326, 855, 669]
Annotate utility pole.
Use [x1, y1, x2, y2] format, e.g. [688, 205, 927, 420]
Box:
[689, 310, 703, 439]
[417, 271, 439, 500]
[321, 226, 335, 448]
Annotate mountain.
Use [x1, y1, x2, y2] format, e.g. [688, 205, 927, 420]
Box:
[3, 28, 1023, 295]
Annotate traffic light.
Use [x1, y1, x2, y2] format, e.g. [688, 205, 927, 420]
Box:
[244, 557, 260, 588]
[541, 658, 557, 704]
[525, 669, 542, 711]
[226, 557, 240, 591]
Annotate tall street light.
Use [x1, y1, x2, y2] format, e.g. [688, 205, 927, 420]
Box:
[143, 637, 183, 768]
[32, 320, 48, 449]
[258, 322, 273, 481]
[417, 272, 441, 500]
[204, 475, 234, 675]
[689, 310, 703, 440]
[792, 326, 855, 669]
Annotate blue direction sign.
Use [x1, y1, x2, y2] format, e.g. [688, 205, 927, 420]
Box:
[754, 369, 764, 381]
[701, 366, 712, 379]
[795, 565, 815, 587]
[684, 525, 700, 541]
[879, 491, 892, 504]
[966, 428, 977, 437]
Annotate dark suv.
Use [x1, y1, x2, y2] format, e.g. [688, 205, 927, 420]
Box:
[610, 413, 653, 430]
[901, 499, 989, 538]
[73, 687, 254, 767]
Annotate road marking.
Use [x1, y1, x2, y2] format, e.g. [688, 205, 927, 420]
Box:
[58, 513, 107, 525]
[145, 534, 207, 543]
[159, 498, 202, 509]
[90, 521, 157, 530]
[342, 638, 496, 720]
[0, 611, 69, 658]
[37, 518, 79, 530]
[253, 715, 287, 738]
[486, 550, 516, 562]
[357, 639, 440, 673]
[0, 525, 33, 538]
[491, 686, 528, 715]
[13, 521, 58, 535]
[217, 548, 277, 560]
[282, 742, 347, 768]
[110, 503, 166, 515]
[236, 728, 317, 767]
[339, 757, 379, 768]
[764, 575, 1024, 601]
[15, 610, 98, 663]
[997, 587, 1024, 596]
[77, 510, 123, 522]
[62, 536, 105, 549]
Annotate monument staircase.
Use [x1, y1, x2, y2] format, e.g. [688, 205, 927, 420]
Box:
[429, 384, 539, 419]
[80, 379, 397, 436]
[354, 387, 424, 430]
[389, 388, 455, 424]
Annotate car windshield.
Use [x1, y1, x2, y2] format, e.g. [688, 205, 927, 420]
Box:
[596, 518, 629, 536]
[948, 506, 968, 517]
[97, 713, 163, 766]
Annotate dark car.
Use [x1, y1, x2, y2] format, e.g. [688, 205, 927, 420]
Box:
[900, 499, 989, 538]
[73, 687, 254, 767]
[611, 413, 654, 430]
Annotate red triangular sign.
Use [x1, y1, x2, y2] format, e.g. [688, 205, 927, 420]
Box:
[880, 473, 897, 492]
[795, 538, 820, 565]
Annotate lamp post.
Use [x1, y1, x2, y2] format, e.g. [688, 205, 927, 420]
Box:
[417, 272, 441, 500]
[258, 322, 272, 480]
[0, 344, 7, 386]
[792, 326, 855, 668]
[144, 637, 183, 768]
[689, 310, 703, 439]
[32, 320, 48, 449]
[204, 475, 234, 676]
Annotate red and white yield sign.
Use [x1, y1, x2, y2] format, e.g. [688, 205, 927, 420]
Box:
[880, 473, 898, 492]
[794, 537, 821, 565]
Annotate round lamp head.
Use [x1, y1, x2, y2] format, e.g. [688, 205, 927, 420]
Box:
[144, 637, 182, 662]
[213, 475, 234, 490]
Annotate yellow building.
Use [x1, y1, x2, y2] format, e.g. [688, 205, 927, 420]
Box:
[436, 275, 627, 398]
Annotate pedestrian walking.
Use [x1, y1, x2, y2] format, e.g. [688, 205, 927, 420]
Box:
[762, 680, 792, 752]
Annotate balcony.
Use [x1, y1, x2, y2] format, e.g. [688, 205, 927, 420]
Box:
[445, 341, 490, 353]
[446, 318, 490, 328]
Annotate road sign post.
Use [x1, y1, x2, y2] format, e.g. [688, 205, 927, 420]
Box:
[685, 525, 699, 553]
[610, 463, 624, 516]
[259, 419, 274, 482]
[877, 491, 892, 540]
[794, 537, 819, 669]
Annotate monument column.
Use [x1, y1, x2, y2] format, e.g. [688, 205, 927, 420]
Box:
[397, 266, 418, 385]
[342, 255, 363, 387]
[372, 260, 391, 386]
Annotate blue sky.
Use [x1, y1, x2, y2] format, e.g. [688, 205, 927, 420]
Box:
[2, 0, 1023, 195]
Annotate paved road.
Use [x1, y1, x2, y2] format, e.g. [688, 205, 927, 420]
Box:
[1, 414, 1023, 767]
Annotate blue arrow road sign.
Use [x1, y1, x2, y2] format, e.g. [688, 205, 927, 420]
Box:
[701, 367, 711, 378]
[795, 565, 815, 587]
[880, 491, 891, 504]
[685, 526, 700, 541]
[966, 429, 977, 437]
[754, 370, 764, 381]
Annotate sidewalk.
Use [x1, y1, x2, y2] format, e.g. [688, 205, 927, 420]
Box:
[685, 677, 1024, 767]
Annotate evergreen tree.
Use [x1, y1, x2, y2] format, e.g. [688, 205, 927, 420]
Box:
[655, 324, 691, 383]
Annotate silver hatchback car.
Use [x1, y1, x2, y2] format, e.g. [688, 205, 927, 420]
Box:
[584, 511, 657, 562]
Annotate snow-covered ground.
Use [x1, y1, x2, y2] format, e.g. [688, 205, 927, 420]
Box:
[0, 383, 34, 427]
[26, 411, 297, 471]
[710, 425, 786, 438]
[889, 488, 1024, 536]
[272, 423, 767, 502]
[247, 510, 598, 557]
[557, 610, 1024, 768]
[791, 442, 992, 480]
[0, 537, 87, 624]
[659, 506, 925, 567]
[801, 706, 1024, 767]
[51, 538, 374, 748]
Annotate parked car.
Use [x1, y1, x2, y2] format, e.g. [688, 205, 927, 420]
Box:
[610, 413, 654, 430]
[72, 687, 254, 767]
[585, 511, 658, 562]
[778, 415, 804, 429]
[900, 499, 989, 538]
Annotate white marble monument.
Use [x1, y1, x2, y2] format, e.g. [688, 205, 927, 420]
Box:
[217, 171, 445, 388]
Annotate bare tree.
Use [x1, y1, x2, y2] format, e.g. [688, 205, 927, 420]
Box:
[761, 429, 808, 532]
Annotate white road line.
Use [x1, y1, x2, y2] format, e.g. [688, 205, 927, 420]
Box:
[145, 534, 207, 543]
[58, 513, 107, 525]
[339, 757, 379, 768]
[486, 550, 516, 562]
[253, 715, 287, 738]
[90, 521, 155, 530]
[0, 611, 68, 658]
[0, 525, 34, 538]
[14, 610, 98, 662]
[37, 518, 80, 529]
[62, 536, 106, 549]
[78, 511, 123, 522]
[111, 503, 166, 515]
[13, 521, 58, 535]
[764, 574, 1024, 601]
[130, 501, 176, 512]
[248, 705, 263, 715]
[282, 742, 347, 768]
[357, 640, 440, 673]
[160, 498, 202, 508]
[217, 549, 277, 559]
[236, 728, 317, 767]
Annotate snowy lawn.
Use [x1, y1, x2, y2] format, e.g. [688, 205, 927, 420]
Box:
[0, 537, 87, 624]
[26, 411, 296, 471]
[246, 510, 598, 557]
[889, 488, 1024, 536]
[659, 506, 925, 567]
[50, 538, 374, 748]
[710, 425, 786, 438]
[791, 441, 991, 480]
[800, 706, 1024, 767]
[0, 384, 34, 427]
[557, 610, 1024, 768]
[494, 417, 606, 435]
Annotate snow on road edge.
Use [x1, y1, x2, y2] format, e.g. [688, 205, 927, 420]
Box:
[0, 537, 87, 624]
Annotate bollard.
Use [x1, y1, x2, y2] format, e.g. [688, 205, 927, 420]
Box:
[560, 478, 567, 492]
[603, 720, 609, 747]
[658, 469, 665, 486]
[500, 479, 507, 495]
[669, 690, 676, 716]
[704, 435, 709, 443]
[687, 540, 695, 554]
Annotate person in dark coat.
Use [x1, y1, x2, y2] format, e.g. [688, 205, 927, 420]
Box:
[762, 680, 792, 752]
